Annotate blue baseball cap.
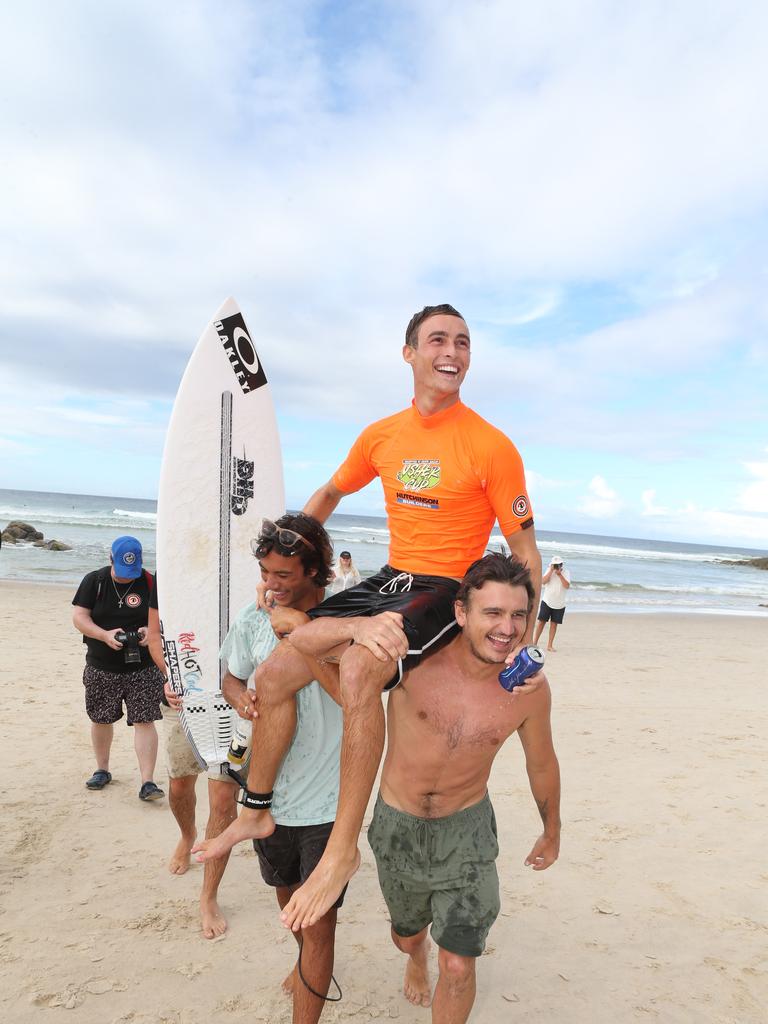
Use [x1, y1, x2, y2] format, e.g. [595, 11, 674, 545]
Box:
[111, 536, 143, 579]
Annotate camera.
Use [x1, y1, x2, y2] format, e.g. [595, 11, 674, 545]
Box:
[115, 629, 142, 666]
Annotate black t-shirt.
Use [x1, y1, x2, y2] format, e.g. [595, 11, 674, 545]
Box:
[147, 574, 169, 705]
[72, 567, 154, 673]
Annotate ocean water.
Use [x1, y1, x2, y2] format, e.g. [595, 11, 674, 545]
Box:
[1, 488, 767, 616]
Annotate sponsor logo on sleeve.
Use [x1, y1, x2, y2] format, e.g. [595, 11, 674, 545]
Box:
[215, 313, 268, 394]
[231, 451, 254, 516]
[513, 495, 530, 518]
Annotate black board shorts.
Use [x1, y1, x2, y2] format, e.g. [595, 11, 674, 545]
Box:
[308, 565, 460, 689]
[538, 600, 565, 624]
[253, 821, 347, 909]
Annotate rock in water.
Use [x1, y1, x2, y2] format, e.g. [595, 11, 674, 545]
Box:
[1, 520, 71, 550]
[3, 520, 44, 541]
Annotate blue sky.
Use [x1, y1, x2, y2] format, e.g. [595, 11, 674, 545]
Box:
[1, 1, 767, 547]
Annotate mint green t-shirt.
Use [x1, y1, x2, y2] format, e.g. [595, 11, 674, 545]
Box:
[220, 602, 342, 827]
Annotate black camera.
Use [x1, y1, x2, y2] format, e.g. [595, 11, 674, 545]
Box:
[115, 629, 142, 666]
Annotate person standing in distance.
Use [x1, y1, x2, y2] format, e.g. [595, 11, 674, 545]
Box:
[72, 536, 165, 801]
[328, 550, 361, 594]
[534, 555, 571, 651]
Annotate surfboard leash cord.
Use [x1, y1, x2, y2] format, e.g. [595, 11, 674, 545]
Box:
[298, 936, 343, 1003]
[224, 765, 341, 1001]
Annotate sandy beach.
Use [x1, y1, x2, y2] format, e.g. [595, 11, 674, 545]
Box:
[1, 580, 766, 1023]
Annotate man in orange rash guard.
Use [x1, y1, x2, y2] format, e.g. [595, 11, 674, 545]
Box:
[193, 304, 543, 936]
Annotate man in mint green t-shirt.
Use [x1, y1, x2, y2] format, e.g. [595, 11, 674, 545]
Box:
[200, 513, 343, 1022]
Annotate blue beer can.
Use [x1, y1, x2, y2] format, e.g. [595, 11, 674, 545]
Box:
[498, 645, 545, 691]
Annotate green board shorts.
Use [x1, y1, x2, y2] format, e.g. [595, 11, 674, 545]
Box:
[367, 792, 500, 958]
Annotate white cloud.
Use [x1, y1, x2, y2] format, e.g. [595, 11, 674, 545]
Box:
[740, 455, 768, 514]
[3, 1, 768, 360]
[642, 490, 671, 517]
[641, 477, 768, 546]
[0, 437, 34, 454]
[577, 475, 622, 519]
[1, 2, 767, 544]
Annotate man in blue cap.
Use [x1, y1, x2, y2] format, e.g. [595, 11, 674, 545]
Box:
[72, 536, 166, 801]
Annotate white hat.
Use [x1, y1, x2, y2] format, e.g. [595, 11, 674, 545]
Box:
[550, 555, 564, 565]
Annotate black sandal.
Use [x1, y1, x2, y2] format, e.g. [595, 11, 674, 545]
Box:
[85, 770, 112, 790]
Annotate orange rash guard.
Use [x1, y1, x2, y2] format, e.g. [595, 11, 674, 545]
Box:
[332, 401, 533, 578]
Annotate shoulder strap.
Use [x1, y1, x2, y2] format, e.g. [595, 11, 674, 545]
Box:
[95, 567, 111, 603]
[143, 570, 154, 593]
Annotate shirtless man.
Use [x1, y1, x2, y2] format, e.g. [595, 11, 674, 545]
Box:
[193, 304, 543, 934]
[291, 552, 560, 1022]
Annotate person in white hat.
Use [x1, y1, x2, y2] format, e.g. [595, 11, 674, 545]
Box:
[534, 556, 571, 651]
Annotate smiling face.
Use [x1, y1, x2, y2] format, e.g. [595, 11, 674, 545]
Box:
[454, 580, 531, 666]
[402, 313, 471, 408]
[258, 550, 318, 611]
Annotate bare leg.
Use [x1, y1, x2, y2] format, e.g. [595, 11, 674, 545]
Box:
[168, 774, 197, 874]
[292, 909, 338, 1024]
[547, 622, 558, 652]
[276, 887, 301, 995]
[275, 885, 337, 1020]
[90, 722, 113, 771]
[281, 644, 392, 931]
[391, 927, 432, 1008]
[199, 779, 238, 938]
[431, 947, 476, 1024]
[192, 642, 314, 862]
[133, 721, 159, 784]
[533, 619, 545, 646]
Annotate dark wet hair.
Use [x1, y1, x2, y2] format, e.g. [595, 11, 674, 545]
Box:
[405, 304, 465, 349]
[261, 513, 334, 588]
[456, 553, 535, 614]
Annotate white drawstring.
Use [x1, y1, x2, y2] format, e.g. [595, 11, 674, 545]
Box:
[378, 572, 414, 595]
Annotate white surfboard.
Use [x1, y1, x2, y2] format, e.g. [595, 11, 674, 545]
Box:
[156, 298, 285, 767]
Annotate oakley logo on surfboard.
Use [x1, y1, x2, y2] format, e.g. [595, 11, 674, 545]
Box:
[215, 313, 268, 394]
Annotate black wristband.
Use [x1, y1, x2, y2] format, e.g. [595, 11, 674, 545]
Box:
[236, 788, 273, 810]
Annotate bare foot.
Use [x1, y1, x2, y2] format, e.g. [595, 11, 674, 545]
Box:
[200, 896, 228, 939]
[192, 808, 275, 862]
[282, 965, 297, 996]
[168, 832, 197, 875]
[280, 848, 361, 932]
[404, 939, 432, 1007]
[547, 646, 556, 652]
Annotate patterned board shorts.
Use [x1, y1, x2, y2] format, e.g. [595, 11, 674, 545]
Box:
[83, 664, 165, 726]
[367, 793, 500, 958]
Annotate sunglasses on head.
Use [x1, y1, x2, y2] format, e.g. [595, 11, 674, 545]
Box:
[250, 518, 316, 558]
